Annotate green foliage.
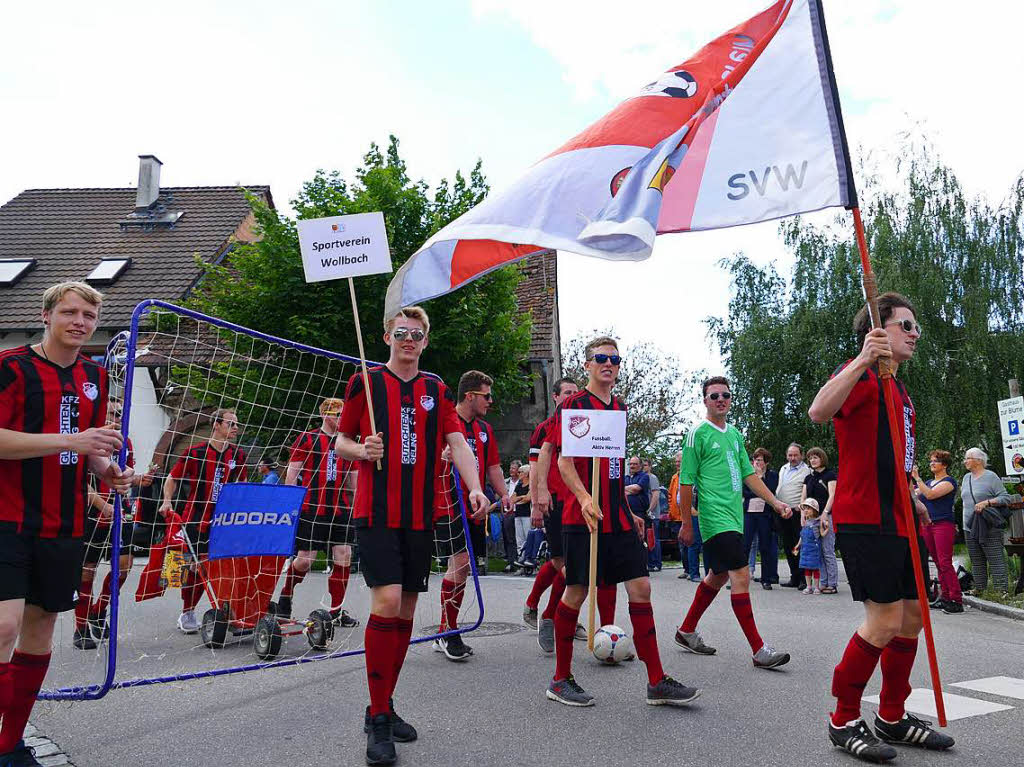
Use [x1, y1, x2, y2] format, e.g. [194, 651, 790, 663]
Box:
[709, 141, 1024, 472]
[187, 135, 532, 409]
[562, 328, 705, 479]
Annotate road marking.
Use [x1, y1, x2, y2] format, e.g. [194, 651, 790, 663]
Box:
[952, 676, 1024, 700]
[863, 689, 1013, 721]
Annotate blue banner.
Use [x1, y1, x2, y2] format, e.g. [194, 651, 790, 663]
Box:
[208, 483, 307, 560]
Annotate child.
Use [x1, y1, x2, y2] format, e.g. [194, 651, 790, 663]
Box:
[793, 498, 822, 594]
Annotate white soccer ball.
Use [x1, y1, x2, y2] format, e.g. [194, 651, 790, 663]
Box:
[638, 69, 698, 99]
[592, 624, 635, 665]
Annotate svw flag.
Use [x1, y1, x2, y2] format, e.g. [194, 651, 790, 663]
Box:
[386, 0, 855, 316]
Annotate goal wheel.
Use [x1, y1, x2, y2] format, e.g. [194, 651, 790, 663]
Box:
[201, 605, 229, 649]
[307, 609, 334, 650]
[254, 614, 282, 661]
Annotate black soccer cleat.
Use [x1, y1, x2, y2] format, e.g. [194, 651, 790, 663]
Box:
[72, 629, 97, 651]
[363, 700, 417, 743]
[828, 718, 897, 763]
[0, 740, 43, 767]
[365, 713, 396, 766]
[646, 675, 702, 706]
[331, 608, 360, 628]
[275, 595, 292, 619]
[874, 713, 955, 751]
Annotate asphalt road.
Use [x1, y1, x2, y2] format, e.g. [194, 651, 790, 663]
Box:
[32, 566, 1024, 767]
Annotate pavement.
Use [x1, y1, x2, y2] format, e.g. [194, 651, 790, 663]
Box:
[29, 564, 1024, 767]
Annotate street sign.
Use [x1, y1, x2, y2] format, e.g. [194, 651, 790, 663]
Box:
[998, 396, 1024, 475]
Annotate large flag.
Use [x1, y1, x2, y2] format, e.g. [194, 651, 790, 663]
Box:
[386, 0, 855, 315]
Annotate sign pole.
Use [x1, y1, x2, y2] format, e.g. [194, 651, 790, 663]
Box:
[348, 277, 381, 471]
[587, 457, 599, 652]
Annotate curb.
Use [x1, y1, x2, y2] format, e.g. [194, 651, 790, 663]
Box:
[963, 595, 1024, 621]
[22, 723, 75, 766]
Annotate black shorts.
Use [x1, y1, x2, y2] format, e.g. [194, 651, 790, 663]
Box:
[83, 518, 135, 566]
[563, 530, 648, 587]
[837, 532, 929, 604]
[703, 530, 747, 574]
[0, 530, 85, 613]
[355, 526, 434, 592]
[544, 497, 564, 559]
[294, 514, 353, 553]
[434, 514, 487, 560]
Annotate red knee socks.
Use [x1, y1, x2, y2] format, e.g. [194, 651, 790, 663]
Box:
[439, 578, 465, 633]
[182, 580, 202, 612]
[878, 636, 918, 722]
[628, 602, 665, 685]
[542, 571, 566, 621]
[280, 562, 306, 598]
[328, 565, 350, 611]
[389, 617, 414, 699]
[365, 614, 397, 716]
[526, 561, 557, 610]
[831, 632, 884, 727]
[0, 651, 50, 753]
[597, 583, 616, 626]
[680, 581, 718, 633]
[92, 568, 129, 617]
[730, 593, 764, 653]
[74, 578, 94, 631]
[553, 602, 579, 681]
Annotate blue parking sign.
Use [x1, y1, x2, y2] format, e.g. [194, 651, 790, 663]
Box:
[1010, 420, 1020, 436]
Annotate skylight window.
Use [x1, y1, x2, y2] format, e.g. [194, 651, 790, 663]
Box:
[0, 259, 35, 286]
[86, 258, 131, 284]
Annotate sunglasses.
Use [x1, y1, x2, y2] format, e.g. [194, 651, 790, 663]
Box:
[588, 353, 622, 365]
[391, 327, 426, 341]
[468, 390, 493, 402]
[885, 318, 922, 336]
[707, 392, 732, 401]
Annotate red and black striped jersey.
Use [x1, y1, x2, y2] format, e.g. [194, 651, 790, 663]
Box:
[530, 414, 567, 500]
[339, 366, 460, 530]
[289, 429, 353, 518]
[89, 438, 135, 524]
[831, 362, 917, 537]
[551, 389, 633, 535]
[0, 345, 109, 538]
[445, 415, 500, 524]
[169, 442, 248, 527]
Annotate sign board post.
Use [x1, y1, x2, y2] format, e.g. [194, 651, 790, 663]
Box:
[297, 212, 393, 469]
[998, 396, 1024, 476]
[561, 408, 627, 650]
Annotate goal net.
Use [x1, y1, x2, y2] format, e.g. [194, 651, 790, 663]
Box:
[41, 301, 484, 700]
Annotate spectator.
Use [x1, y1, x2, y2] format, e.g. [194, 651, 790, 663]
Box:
[625, 456, 659, 571]
[801, 447, 838, 594]
[743, 448, 780, 589]
[961, 447, 1012, 594]
[506, 459, 521, 497]
[643, 459, 662, 515]
[643, 458, 664, 571]
[679, 489, 705, 581]
[511, 464, 533, 560]
[776, 443, 811, 589]
[257, 457, 280, 485]
[794, 498, 823, 594]
[912, 450, 961, 613]
[667, 452, 683, 541]
[501, 501, 519, 573]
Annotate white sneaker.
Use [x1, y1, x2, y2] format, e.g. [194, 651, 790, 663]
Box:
[177, 610, 200, 634]
[803, 587, 814, 595]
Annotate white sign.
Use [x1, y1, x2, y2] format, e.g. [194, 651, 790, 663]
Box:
[560, 409, 627, 458]
[296, 212, 392, 283]
[998, 396, 1024, 475]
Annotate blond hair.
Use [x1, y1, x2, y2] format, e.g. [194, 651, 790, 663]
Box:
[385, 305, 430, 335]
[319, 397, 344, 415]
[584, 335, 619, 359]
[42, 281, 103, 313]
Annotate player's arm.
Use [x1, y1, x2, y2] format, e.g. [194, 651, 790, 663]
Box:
[285, 460, 304, 486]
[159, 468, 179, 518]
[557, 454, 602, 532]
[744, 473, 790, 517]
[337, 432, 382, 462]
[486, 464, 510, 511]
[445, 431, 488, 519]
[676, 484, 694, 545]
[532, 442, 554, 517]
[0, 426, 123, 460]
[808, 328, 891, 423]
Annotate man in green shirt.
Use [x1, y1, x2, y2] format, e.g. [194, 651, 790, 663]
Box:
[675, 376, 793, 669]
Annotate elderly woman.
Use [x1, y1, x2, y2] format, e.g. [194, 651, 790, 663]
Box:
[912, 450, 961, 612]
[961, 447, 1012, 593]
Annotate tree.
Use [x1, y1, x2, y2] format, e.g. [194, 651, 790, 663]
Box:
[562, 329, 705, 479]
[709, 140, 1024, 471]
[187, 136, 533, 410]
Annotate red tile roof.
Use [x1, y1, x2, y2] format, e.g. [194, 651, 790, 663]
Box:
[515, 250, 558, 359]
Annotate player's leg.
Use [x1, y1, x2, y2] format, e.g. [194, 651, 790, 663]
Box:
[277, 515, 318, 618]
[535, 499, 567, 647]
[328, 543, 358, 627]
[92, 551, 133, 641]
[434, 516, 472, 660]
[546, 531, 592, 706]
[74, 561, 98, 650]
[675, 532, 730, 655]
[724, 561, 789, 668]
[178, 524, 207, 633]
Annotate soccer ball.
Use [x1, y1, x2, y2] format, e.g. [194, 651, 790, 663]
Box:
[592, 624, 635, 665]
[638, 69, 698, 99]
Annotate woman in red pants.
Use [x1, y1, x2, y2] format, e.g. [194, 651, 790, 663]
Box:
[912, 449, 962, 613]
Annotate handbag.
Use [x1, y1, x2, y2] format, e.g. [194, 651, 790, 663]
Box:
[968, 475, 1007, 530]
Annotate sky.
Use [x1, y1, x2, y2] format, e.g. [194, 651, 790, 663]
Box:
[2, 0, 1023, 378]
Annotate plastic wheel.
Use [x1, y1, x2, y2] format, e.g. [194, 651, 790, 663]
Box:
[307, 609, 334, 650]
[201, 606, 229, 649]
[254, 614, 282, 660]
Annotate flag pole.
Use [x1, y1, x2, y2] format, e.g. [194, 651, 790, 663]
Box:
[587, 458, 600, 651]
[851, 206, 947, 727]
[348, 277, 381, 471]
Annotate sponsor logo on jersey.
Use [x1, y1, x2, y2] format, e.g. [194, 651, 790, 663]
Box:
[569, 415, 591, 438]
[419, 395, 435, 411]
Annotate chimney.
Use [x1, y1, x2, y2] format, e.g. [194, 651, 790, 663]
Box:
[135, 154, 163, 212]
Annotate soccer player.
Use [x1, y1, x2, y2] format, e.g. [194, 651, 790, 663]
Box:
[674, 376, 792, 669]
[159, 408, 247, 633]
[0, 282, 133, 765]
[433, 370, 510, 661]
[275, 397, 359, 627]
[546, 336, 699, 708]
[809, 293, 954, 761]
[336, 306, 488, 766]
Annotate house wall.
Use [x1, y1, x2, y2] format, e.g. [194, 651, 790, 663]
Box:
[492, 358, 554, 469]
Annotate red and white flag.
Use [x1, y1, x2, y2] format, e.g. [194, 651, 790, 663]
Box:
[386, 0, 856, 315]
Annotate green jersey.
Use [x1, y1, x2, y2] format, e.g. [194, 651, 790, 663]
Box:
[680, 420, 754, 540]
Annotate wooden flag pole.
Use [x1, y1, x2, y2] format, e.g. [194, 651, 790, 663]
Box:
[587, 457, 600, 652]
[851, 207, 947, 727]
[348, 277, 381, 471]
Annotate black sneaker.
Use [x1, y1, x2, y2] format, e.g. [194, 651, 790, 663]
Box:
[646, 675, 702, 706]
[929, 595, 944, 608]
[363, 700, 417, 743]
[276, 595, 292, 619]
[941, 601, 964, 614]
[0, 740, 43, 766]
[828, 718, 897, 763]
[546, 676, 595, 707]
[761, 581, 773, 590]
[874, 712, 955, 750]
[365, 713, 396, 766]
[331, 608, 360, 627]
[523, 605, 539, 629]
[433, 633, 473, 661]
[73, 629, 97, 650]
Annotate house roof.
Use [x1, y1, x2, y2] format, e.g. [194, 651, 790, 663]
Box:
[515, 250, 558, 359]
[0, 185, 271, 332]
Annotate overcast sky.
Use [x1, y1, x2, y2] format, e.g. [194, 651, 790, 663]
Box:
[2, 1, 1022, 379]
